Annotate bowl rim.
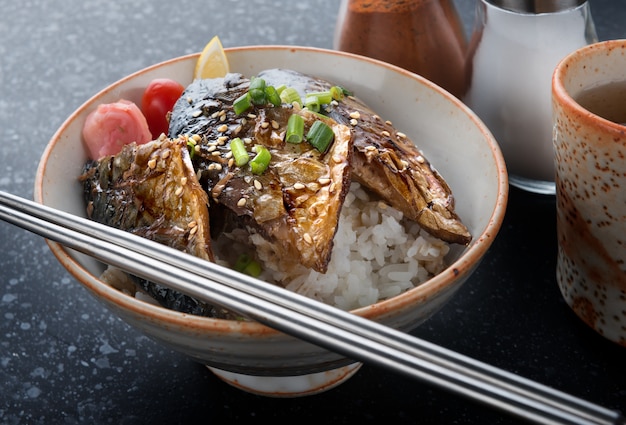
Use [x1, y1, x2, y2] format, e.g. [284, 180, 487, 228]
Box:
[34, 44, 509, 337]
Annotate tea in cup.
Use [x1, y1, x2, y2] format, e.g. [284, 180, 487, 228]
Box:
[552, 39, 626, 346]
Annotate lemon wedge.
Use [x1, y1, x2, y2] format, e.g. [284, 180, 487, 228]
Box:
[194, 36, 230, 80]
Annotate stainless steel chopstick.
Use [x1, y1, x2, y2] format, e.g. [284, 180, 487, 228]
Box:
[0, 191, 623, 425]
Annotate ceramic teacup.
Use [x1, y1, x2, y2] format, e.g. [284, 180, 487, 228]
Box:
[552, 39, 626, 346]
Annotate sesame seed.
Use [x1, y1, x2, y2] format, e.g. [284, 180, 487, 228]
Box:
[189, 226, 198, 235]
[397, 132, 407, 139]
[191, 134, 202, 142]
[373, 114, 380, 120]
[224, 150, 233, 159]
[260, 122, 270, 129]
[186, 96, 193, 104]
[385, 120, 393, 125]
[148, 159, 157, 169]
[228, 158, 234, 167]
[211, 111, 220, 119]
[247, 113, 257, 119]
[175, 187, 183, 196]
[161, 150, 171, 159]
[214, 163, 223, 171]
[217, 124, 228, 133]
[381, 130, 390, 137]
[271, 120, 279, 129]
[207, 145, 216, 152]
[306, 182, 319, 191]
[303, 233, 313, 244]
[365, 145, 377, 152]
[350, 119, 358, 126]
[217, 136, 228, 144]
[237, 197, 247, 207]
[416, 155, 425, 163]
[181, 177, 188, 185]
[192, 110, 202, 118]
[218, 110, 226, 116]
[329, 182, 336, 193]
[233, 124, 242, 135]
[211, 151, 221, 157]
[219, 114, 226, 122]
[293, 182, 305, 190]
[318, 178, 331, 185]
[194, 145, 201, 152]
[188, 221, 197, 228]
[254, 179, 263, 190]
[332, 154, 344, 163]
[240, 118, 247, 126]
[349, 111, 360, 119]
[243, 137, 253, 144]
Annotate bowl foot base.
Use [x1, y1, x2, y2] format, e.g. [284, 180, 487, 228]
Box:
[207, 362, 362, 397]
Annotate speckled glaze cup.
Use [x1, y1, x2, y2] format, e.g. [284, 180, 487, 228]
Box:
[552, 39, 626, 346]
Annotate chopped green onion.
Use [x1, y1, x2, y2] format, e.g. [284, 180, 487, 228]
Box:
[330, 86, 352, 100]
[249, 77, 267, 105]
[233, 92, 251, 115]
[243, 259, 262, 277]
[265, 85, 282, 107]
[307, 91, 333, 105]
[234, 253, 262, 277]
[230, 137, 249, 167]
[249, 88, 266, 105]
[249, 76, 266, 91]
[186, 139, 196, 159]
[279, 87, 302, 106]
[304, 94, 321, 112]
[249, 145, 271, 174]
[285, 114, 304, 144]
[275, 84, 287, 94]
[306, 120, 334, 153]
[330, 85, 347, 101]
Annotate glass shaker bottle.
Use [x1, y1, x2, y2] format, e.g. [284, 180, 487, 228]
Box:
[333, 0, 468, 99]
[464, 0, 597, 195]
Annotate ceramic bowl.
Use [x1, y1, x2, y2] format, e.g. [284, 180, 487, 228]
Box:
[34, 46, 508, 397]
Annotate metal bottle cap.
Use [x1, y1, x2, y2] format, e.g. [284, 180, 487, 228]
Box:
[486, 0, 587, 13]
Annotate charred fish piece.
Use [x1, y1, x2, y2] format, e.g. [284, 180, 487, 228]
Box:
[258, 68, 472, 245]
[169, 74, 353, 274]
[79, 136, 227, 317]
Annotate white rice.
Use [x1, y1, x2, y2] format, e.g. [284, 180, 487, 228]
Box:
[217, 182, 450, 311]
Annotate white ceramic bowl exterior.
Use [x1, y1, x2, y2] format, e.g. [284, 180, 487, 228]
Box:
[34, 46, 508, 391]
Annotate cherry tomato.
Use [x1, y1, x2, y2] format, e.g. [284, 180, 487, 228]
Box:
[141, 78, 185, 138]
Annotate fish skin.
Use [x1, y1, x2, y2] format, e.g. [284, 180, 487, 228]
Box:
[258, 69, 472, 245]
[169, 74, 353, 273]
[79, 136, 228, 316]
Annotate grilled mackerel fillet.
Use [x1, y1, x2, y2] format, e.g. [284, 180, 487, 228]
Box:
[79, 136, 224, 316]
[259, 69, 471, 245]
[168, 73, 353, 273]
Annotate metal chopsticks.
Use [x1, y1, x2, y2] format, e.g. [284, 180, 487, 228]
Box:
[0, 190, 623, 425]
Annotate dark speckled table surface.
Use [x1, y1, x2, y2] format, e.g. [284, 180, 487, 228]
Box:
[1, 1, 625, 424]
